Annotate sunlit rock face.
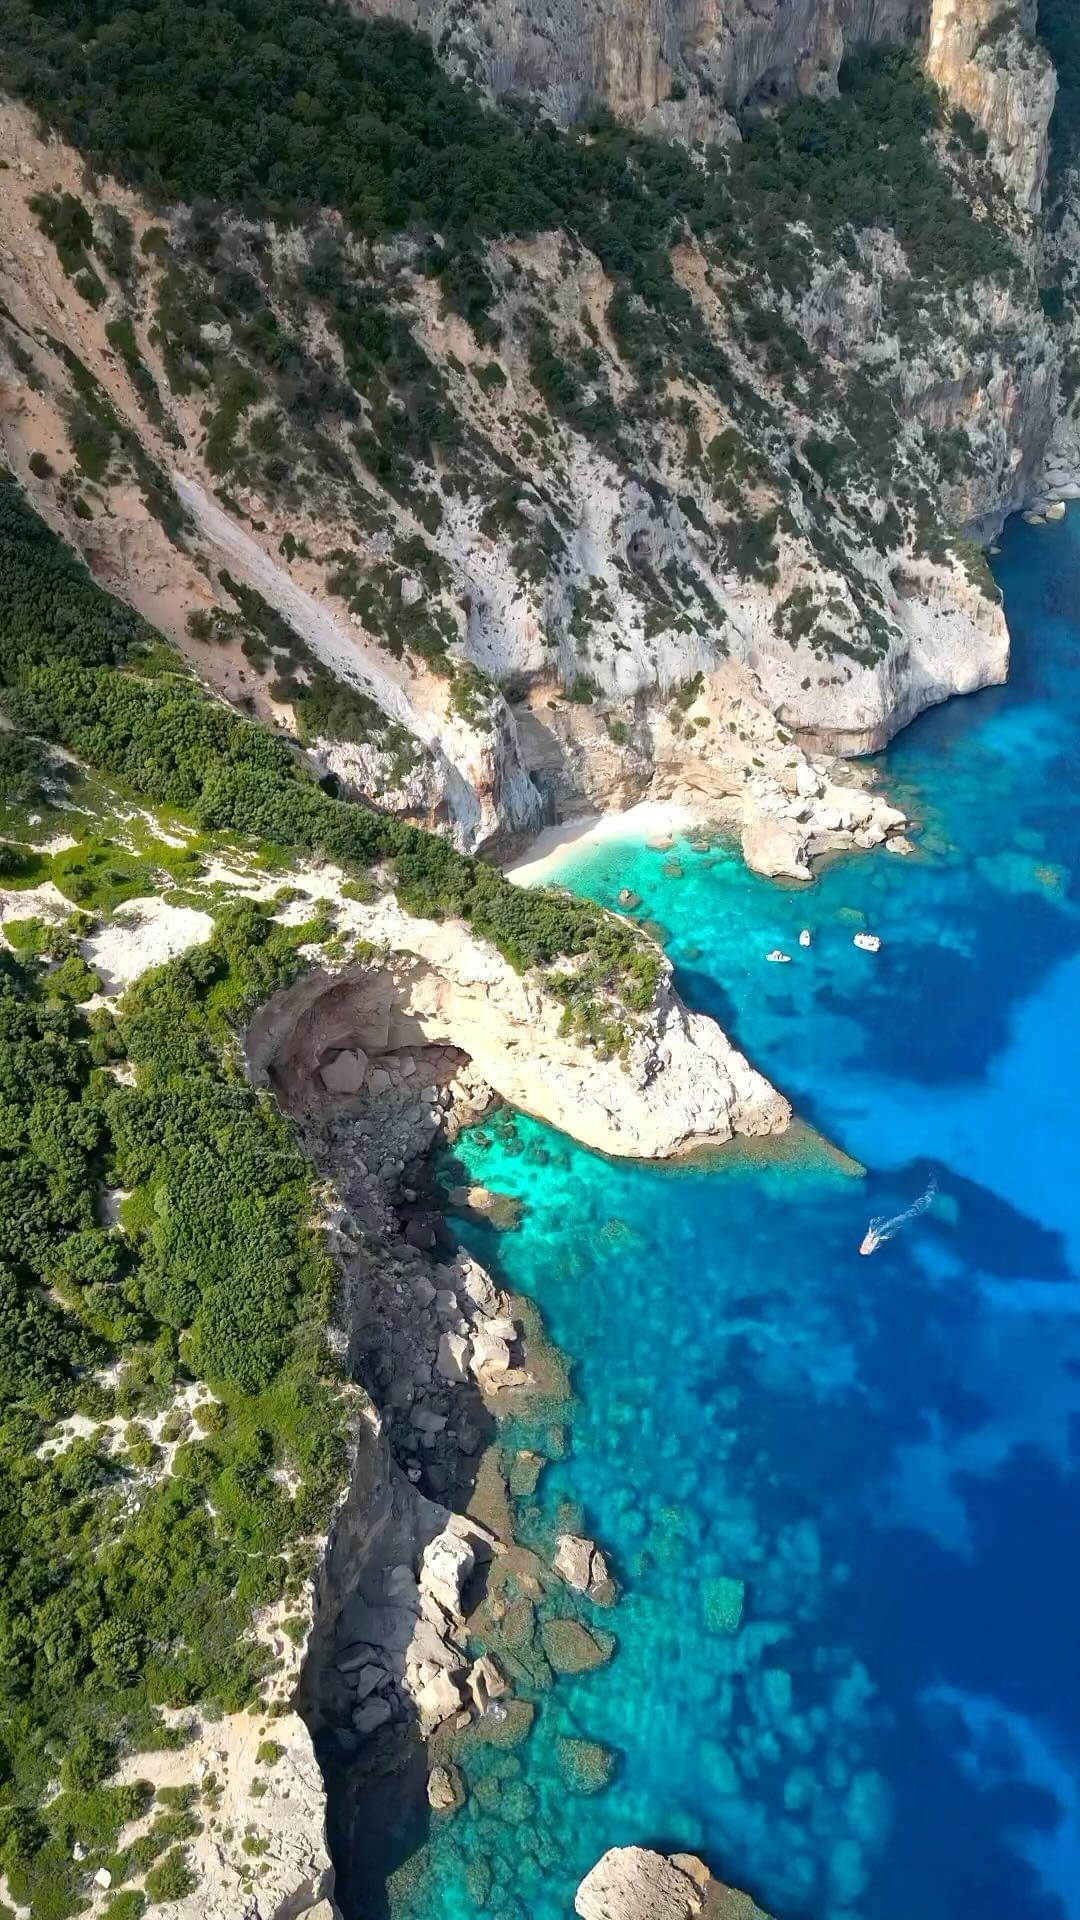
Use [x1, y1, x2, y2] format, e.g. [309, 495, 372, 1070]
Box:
[354, 0, 927, 139]
[926, 0, 1057, 213]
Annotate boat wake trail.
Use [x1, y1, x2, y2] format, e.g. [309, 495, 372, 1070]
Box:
[860, 1179, 938, 1255]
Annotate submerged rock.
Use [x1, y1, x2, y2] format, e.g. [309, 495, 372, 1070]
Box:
[702, 1576, 745, 1635]
[540, 1617, 615, 1674]
[466, 1696, 536, 1750]
[557, 1736, 616, 1794]
[508, 1449, 545, 1496]
[446, 1183, 525, 1229]
[426, 1762, 465, 1813]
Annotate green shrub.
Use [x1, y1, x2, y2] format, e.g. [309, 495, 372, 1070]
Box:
[143, 1847, 196, 1901]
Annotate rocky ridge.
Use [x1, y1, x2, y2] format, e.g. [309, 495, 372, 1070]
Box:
[0, 27, 1052, 849]
[242, 881, 791, 1155]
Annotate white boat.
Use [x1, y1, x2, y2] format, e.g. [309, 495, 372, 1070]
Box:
[766, 949, 791, 964]
[799, 929, 811, 948]
[853, 932, 881, 953]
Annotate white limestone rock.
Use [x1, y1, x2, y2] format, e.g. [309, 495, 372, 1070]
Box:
[244, 911, 792, 1162]
[553, 1532, 611, 1599]
[415, 1666, 463, 1734]
[575, 1847, 771, 1920]
[320, 1048, 368, 1094]
[436, 1331, 472, 1383]
[419, 1527, 475, 1621]
[741, 818, 811, 883]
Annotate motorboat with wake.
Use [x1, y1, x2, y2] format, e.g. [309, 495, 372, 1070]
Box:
[859, 1178, 937, 1254]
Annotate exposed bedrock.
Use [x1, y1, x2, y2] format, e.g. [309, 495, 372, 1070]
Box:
[355, 0, 927, 139]
[243, 905, 790, 1157]
[575, 1846, 773, 1920]
[926, 0, 1057, 214]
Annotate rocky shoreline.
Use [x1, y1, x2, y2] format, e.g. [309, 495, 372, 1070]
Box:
[284, 1040, 630, 1915]
[279, 989, 793, 1920]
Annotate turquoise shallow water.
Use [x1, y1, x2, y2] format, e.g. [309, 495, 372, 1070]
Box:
[385, 507, 1080, 1920]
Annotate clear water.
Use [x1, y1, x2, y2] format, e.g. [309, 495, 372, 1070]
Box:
[393, 507, 1080, 1920]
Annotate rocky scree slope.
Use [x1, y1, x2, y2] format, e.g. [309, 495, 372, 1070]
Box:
[0, 1, 1063, 848]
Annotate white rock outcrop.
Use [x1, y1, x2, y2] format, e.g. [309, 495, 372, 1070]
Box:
[554, 1532, 612, 1598]
[244, 875, 791, 1157]
[575, 1847, 771, 1920]
[741, 817, 812, 883]
[114, 1707, 337, 1920]
[418, 1526, 475, 1621]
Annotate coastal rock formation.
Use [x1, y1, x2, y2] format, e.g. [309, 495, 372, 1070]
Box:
[575, 1847, 772, 1920]
[114, 1711, 338, 1920]
[244, 886, 792, 1156]
[927, 0, 1057, 212]
[554, 1531, 614, 1598]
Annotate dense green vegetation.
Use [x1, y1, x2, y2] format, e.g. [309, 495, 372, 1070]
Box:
[0, 440, 667, 1910]
[0, 474, 658, 1026]
[0, 1, 1015, 323]
[0, 894, 347, 1917]
[725, 51, 1017, 291]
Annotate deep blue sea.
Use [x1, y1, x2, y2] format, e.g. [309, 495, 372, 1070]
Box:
[396, 507, 1080, 1920]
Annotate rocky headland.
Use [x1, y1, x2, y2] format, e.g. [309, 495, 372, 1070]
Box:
[1, 0, 1078, 1915]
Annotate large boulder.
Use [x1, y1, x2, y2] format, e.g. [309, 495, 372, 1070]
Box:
[575, 1849, 771, 1920]
[419, 1528, 475, 1621]
[740, 817, 811, 882]
[320, 1047, 368, 1093]
[415, 1666, 463, 1735]
[553, 1532, 613, 1601]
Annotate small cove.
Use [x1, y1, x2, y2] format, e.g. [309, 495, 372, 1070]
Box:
[382, 504, 1080, 1920]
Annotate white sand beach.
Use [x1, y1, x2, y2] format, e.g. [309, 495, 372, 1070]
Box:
[508, 798, 721, 886]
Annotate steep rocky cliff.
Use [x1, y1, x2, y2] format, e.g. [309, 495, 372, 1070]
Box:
[927, 0, 1057, 212]
[354, 0, 928, 141]
[0, 0, 1065, 849]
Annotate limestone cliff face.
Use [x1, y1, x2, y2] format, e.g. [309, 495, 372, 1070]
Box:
[356, 0, 926, 138]
[0, 11, 1061, 851]
[926, 0, 1057, 212]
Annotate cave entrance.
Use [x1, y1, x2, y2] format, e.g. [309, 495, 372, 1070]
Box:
[244, 961, 472, 1119]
